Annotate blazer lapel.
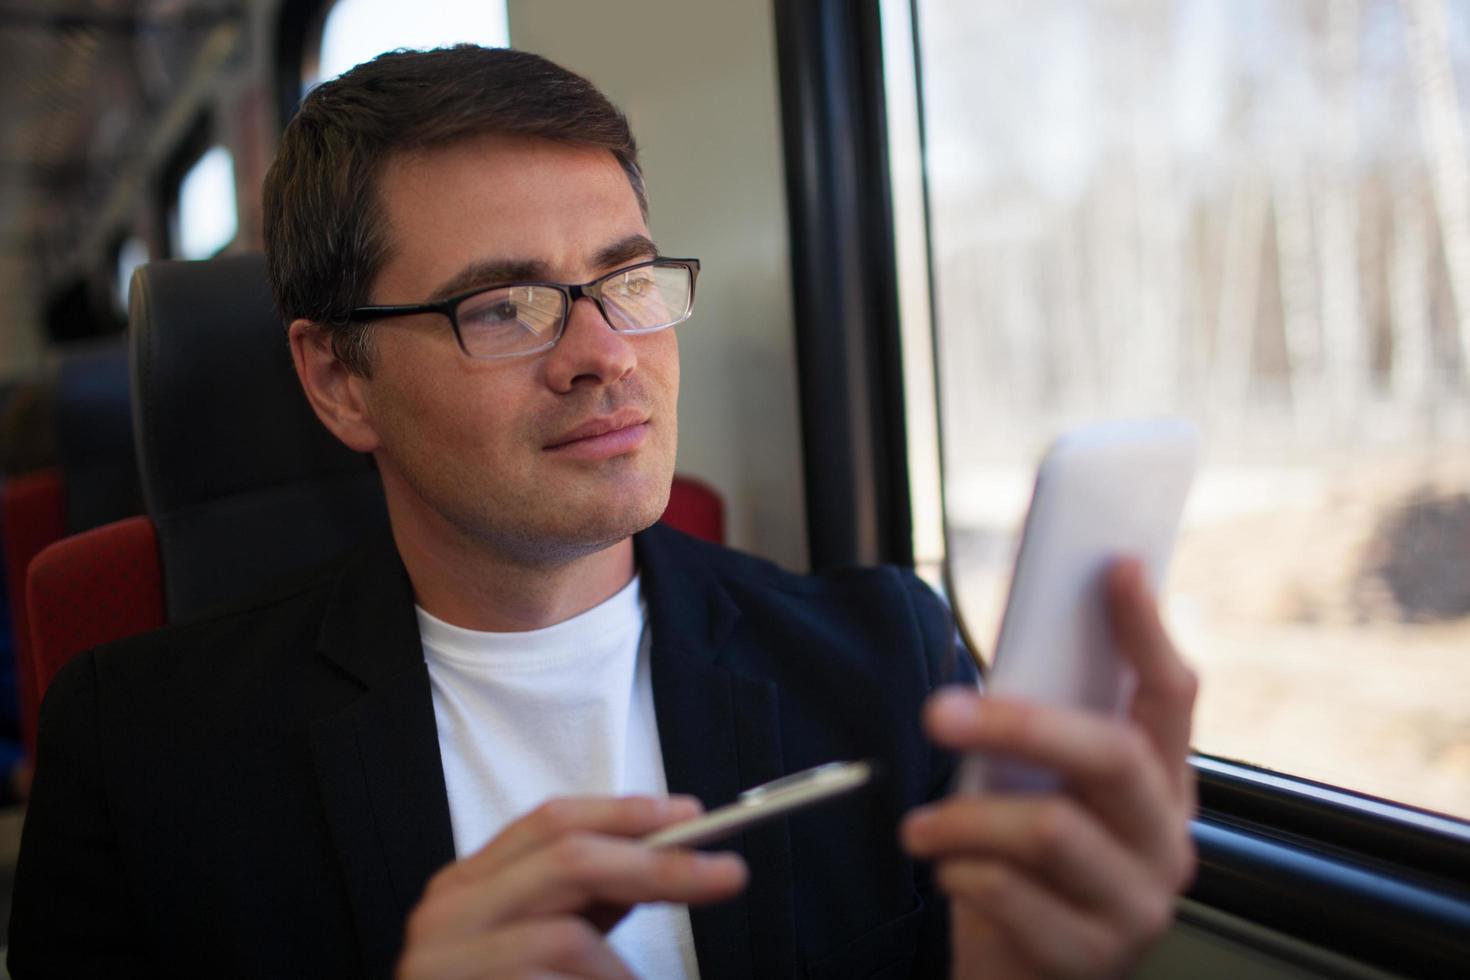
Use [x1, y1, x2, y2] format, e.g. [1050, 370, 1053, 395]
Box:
[309, 539, 456, 976]
[637, 525, 799, 980]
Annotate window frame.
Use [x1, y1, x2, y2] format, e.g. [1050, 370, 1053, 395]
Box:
[109, 232, 151, 318]
[274, 0, 511, 133]
[775, 0, 1470, 974]
[273, 0, 333, 130]
[157, 114, 237, 261]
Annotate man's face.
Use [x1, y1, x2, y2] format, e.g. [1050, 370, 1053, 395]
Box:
[356, 134, 679, 564]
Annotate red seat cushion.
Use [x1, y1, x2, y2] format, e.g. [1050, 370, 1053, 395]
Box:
[663, 475, 725, 545]
[1, 468, 67, 757]
[26, 516, 165, 732]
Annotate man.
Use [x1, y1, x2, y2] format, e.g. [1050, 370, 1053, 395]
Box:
[10, 46, 1196, 979]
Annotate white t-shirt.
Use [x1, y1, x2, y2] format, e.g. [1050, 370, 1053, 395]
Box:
[417, 576, 699, 980]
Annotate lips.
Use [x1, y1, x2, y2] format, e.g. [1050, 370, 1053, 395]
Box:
[544, 408, 651, 458]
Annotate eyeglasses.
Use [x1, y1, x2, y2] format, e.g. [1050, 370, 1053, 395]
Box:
[346, 257, 700, 360]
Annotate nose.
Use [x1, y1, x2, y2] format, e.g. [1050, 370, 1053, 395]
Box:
[542, 296, 637, 392]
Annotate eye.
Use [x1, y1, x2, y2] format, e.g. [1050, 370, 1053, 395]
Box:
[618, 269, 658, 296]
[458, 289, 523, 329]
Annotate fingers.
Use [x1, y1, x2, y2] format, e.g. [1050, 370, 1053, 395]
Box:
[494, 835, 747, 922]
[1106, 559, 1199, 803]
[915, 563, 1199, 977]
[924, 689, 1187, 870]
[397, 916, 636, 980]
[937, 859, 1153, 980]
[400, 794, 748, 979]
[410, 834, 747, 942]
[437, 795, 705, 891]
[902, 794, 1183, 932]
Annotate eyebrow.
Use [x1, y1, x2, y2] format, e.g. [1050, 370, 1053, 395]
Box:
[428, 234, 660, 301]
[591, 233, 659, 272]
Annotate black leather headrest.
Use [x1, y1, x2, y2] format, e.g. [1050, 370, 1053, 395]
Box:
[129, 253, 388, 622]
[55, 337, 143, 533]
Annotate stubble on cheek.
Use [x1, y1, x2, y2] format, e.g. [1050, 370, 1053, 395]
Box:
[373, 393, 667, 565]
[368, 329, 681, 563]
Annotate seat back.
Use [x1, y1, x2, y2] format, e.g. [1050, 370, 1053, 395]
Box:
[129, 255, 388, 623]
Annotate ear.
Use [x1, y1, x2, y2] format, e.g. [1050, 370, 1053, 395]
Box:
[288, 320, 382, 453]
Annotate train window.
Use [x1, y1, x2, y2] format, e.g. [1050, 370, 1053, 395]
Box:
[894, 0, 1470, 822]
[114, 236, 150, 314]
[303, 0, 509, 91]
[172, 145, 238, 261]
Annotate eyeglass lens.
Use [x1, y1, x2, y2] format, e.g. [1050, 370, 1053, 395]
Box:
[455, 263, 692, 359]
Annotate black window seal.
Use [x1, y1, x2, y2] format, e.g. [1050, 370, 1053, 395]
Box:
[1189, 756, 1470, 977]
[1196, 756, 1470, 883]
[774, 0, 914, 571]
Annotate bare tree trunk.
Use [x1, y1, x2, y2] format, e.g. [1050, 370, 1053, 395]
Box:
[1390, 175, 1433, 406]
[1404, 0, 1470, 377]
[1185, 201, 1222, 417]
[1319, 0, 1364, 436]
[1216, 175, 1270, 429]
[1129, 3, 1178, 411]
[1090, 170, 1142, 414]
[1047, 212, 1092, 414]
[1356, 178, 1388, 397]
[944, 241, 994, 439]
[1135, 152, 1180, 411]
[1275, 160, 1322, 436]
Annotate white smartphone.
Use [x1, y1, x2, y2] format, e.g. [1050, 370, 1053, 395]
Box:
[953, 418, 1199, 795]
[641, 760, 873, 849]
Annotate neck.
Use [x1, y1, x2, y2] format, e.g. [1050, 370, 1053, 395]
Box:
[384, 488, 636, 634]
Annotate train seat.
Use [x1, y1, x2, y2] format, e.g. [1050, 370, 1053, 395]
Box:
[660, 472, 724, 544]
[129, 254, 390, 623]
[26, 516, 164, 706]
[22, 254, 385, 748]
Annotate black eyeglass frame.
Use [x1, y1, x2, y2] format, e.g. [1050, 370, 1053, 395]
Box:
[345, 256, 701, 360]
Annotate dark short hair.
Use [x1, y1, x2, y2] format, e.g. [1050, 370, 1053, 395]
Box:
[263, 45, 646, 374]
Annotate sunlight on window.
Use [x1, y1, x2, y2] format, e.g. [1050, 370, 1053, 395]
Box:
[177, 146, 237, 261]
[309, 0, 509, 90]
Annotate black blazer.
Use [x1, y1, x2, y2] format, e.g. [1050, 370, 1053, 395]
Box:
[9, 523, 975, 979]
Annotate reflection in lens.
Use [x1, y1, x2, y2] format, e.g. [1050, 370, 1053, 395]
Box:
[604, 265, 690, 332]
[459, 285, 565, 357]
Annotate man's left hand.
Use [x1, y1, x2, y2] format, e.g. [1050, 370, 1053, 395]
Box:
[901, 559, 1199, 979]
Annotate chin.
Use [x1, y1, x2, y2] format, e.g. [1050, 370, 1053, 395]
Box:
[578, 472, 672, 541]
[494, 470, 673, 566]
[589, 451, 674, 524]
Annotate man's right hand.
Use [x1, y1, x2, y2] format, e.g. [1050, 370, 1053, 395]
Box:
[396, 796, 747, 979]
